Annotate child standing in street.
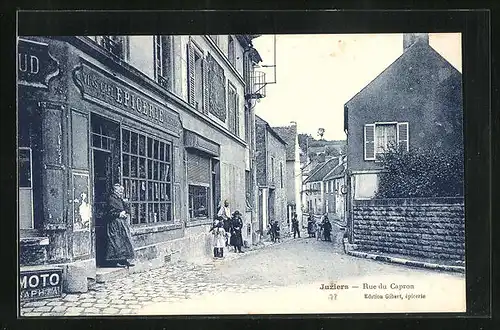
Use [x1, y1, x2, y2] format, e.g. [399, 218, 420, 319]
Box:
[211, 221, 226, 259]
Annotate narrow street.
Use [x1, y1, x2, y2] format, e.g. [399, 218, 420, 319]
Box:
[20, 226, 465, 316]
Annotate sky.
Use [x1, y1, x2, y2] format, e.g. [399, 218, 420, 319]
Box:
[252, 33, 462, 141]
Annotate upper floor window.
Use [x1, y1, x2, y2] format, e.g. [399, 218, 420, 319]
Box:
[187, 42, 204, 111]
[364, 122, 409, 161]
[92, 36, 128, 60]
[154, 35, 173, 90]
[228, 36, 235, 67]
[227, 82, 239, 136]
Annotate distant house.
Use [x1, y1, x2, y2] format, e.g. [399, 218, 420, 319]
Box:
[303, 157, 340, 216]
[323, 156, 347, 224]
[273, 123, 303, 228]
[255, 116, 288, 238]
[344, 33, 463, 201]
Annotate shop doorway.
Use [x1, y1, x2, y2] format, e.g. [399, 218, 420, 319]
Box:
[91, 114, 120, 267]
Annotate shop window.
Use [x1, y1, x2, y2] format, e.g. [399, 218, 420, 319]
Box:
[188, 185, 209, 219]
[122, 128, 172, 225]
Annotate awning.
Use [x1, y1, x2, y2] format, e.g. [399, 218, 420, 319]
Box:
[184, 130, 220, 157]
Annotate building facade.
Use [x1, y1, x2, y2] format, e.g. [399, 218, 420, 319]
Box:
[344, 33, 463, 240]
[303, 157, 340, 216]
[344, 33, 463, 200]
[255, 116, 288, 238]
[18, 34, 262, 292]
[323, 157, 347, 224]
[272, 124, 303, 230]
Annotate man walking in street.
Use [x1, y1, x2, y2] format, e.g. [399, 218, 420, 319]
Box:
[292, 213, 300, 238]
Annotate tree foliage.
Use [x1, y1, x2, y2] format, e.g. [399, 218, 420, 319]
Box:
[376, 145, 464, 198]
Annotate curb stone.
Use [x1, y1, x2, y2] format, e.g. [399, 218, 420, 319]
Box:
[343, 239, 465, 274]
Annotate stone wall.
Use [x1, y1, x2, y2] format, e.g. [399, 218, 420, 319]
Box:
[352, 197, 464, 261]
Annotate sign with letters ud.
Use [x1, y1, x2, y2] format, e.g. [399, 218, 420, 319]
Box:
[18, 38, 60, 89]
[20, 268, 63, 301]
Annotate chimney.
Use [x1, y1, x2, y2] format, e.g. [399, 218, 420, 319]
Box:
[403, 33, 429, 52]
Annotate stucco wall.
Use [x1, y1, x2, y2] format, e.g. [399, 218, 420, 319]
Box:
[346, 43, 463, 172]
[352, 197, 465, 261]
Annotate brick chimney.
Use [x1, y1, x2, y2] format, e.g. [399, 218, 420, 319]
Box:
[403, 33, 429, 52]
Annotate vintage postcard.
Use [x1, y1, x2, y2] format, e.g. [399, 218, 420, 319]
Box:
[18, 31, 466, 316]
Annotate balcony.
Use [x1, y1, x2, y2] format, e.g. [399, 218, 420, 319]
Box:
[247, 71, 266, 99]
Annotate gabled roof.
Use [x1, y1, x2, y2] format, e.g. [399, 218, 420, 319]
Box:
[345, 39, 461, 107]
[324, 163, 345, 181]
[255, 115, 288, 146]
[304, 157, 340, 183]
[272, 126, 297, 161]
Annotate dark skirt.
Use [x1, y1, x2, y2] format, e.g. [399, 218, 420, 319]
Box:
[105, 217, 135, 261]
[230, 231, 243, 247]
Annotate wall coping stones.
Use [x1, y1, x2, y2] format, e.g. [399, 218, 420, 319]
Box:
[353, 197, 464, 207]
[343, 238, 465, 273]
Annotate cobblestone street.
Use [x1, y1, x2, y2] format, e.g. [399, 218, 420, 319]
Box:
[20, 227, 466, 316]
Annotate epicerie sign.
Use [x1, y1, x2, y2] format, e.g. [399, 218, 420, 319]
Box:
[19, 269, 63, 301]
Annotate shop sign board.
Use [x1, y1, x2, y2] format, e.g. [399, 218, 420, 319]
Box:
[19, 268, 63, 301]
[18, 38, 60, 89]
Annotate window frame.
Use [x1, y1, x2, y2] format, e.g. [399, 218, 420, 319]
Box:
[188, 184, 210, 220]
[153, 35, 173, 90]
[92, 36, 129, 60]
[227, 82, 239, 136]
[364, 121, 409, 161]
[121, 127, 173, 226]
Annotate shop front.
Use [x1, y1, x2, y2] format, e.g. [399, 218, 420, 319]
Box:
[18, 37, 184, 294]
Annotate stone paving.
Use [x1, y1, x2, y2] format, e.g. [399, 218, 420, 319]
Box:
[21, 259, 279, 317]
[19, 236, 291, 317]
[19, 227, 465, 316]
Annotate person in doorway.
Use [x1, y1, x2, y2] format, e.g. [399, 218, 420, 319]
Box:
[267, 223, 275, 242]
[211, 220, 226, 259]
[217, 200, 231, 246]
[230, 211, 244, 253]
[323, 215, 333, 242]
[272, 220, 281, 243]
[292, 213, 300, 238]
[307, 216, 315, 238]
[105, 183, 135, 269]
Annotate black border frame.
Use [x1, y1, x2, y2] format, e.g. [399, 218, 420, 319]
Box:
[0, 5, 495, 330]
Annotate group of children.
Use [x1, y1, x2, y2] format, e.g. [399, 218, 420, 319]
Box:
[307, 214, 333, 242]
[210, 200, 245, 259]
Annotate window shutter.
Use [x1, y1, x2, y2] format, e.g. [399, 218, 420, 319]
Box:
[187, 152, 210, 184]
[161, 36, 172, 90]
[202, 58, 210, 114]
[397, 122, 409, 152]
[364, 124, 376, 160]
[235, 93, 240, 137]
[187, 43, 195, 106]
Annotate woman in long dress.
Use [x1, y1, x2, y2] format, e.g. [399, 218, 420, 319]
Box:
[105, 183, 135, 268]
[230, 211, 244, 253]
